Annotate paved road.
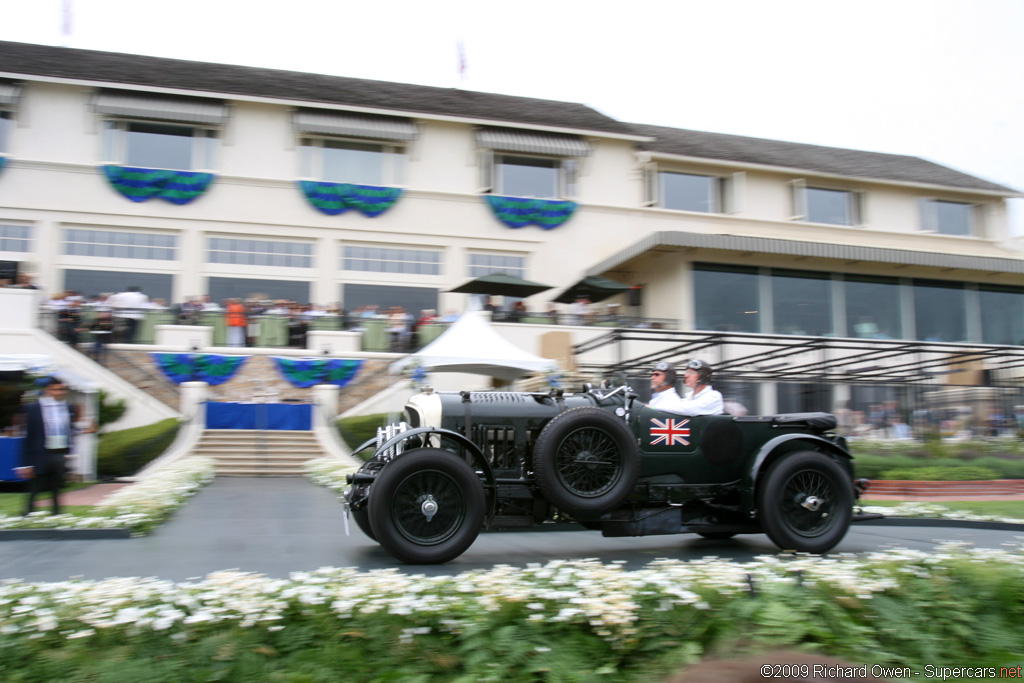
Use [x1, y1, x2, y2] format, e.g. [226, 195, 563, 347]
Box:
[2, 478, 1023, 583]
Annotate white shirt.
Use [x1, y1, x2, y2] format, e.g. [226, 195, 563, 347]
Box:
[649, 385, 724, 416]
[39, 395, 71, 449]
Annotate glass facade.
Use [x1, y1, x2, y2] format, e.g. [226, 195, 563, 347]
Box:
[844, 275, 901, 339]
[692, 264, 760, 332]
[771, 269, 833, 336]
[913, 279, 967, 342]
[979, 285, 1024, 346]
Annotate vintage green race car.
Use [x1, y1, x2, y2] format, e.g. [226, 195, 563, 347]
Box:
[344, 383, 872, 564]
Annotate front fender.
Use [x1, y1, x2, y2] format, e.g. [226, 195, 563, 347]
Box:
[373, 426, 498, 525]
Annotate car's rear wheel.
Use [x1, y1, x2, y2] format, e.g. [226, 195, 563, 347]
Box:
[533, 407, 640, 518]
[368, 448, 484, 564]
[757, 450, 853, 553]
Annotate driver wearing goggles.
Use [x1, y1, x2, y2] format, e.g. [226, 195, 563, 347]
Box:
[647, 359, 724, 416]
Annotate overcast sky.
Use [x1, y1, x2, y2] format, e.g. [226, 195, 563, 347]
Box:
[3, 0, 1022, 234]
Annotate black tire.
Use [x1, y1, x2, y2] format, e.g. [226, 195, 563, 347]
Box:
[368, 448, 484, 564]
[757, 450, 853, 554]
[697, 532, 736, 540]
[533, 407, 640, 517]
[351, 504, 375, 540]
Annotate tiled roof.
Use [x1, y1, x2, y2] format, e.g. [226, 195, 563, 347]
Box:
[0, 40, 1016, 195]
[0, 40, 635, 136]
[631, 123, 1018, 195]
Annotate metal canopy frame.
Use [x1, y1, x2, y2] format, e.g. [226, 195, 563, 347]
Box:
[573, 328, 1024, 388]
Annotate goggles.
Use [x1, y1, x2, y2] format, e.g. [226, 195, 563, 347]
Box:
[686, 359, 703, 370]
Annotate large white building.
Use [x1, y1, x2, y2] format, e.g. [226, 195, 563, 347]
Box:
[2, 40, 1023, 415]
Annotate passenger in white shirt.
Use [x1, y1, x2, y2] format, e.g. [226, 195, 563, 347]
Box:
[647, 359, 724, 416]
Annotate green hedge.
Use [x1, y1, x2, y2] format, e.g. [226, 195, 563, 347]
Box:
[852, 452, 1024, 480]
[336, 413, 390, 458]
[879, 466, 1001, 481]
[96, 418, 180, 478]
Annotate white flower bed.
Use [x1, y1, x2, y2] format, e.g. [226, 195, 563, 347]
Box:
[0, 544, 1021, 643]
[304, 456, 358, 495]
[0, 456, 215, 533]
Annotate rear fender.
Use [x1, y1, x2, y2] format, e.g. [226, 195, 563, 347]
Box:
[750, 433, 853, 495]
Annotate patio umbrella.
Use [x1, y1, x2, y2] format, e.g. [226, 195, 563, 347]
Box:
[552, 275, 632, 304]
[447, 272, 553, 298]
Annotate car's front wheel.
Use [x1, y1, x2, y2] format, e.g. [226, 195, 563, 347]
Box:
[368, 448, 484, 564]
[757, 450, 853, 553]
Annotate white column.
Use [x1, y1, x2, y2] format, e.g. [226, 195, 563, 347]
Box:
[180, 381, 209, 427]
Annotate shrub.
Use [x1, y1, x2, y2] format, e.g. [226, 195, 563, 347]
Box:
[96, 389, 127, 431]
[96, 418, 180, 478]
[879, 466, 1000, 481]
[336, 413, 390, 457]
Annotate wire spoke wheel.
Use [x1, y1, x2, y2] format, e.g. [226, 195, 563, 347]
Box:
[368, 448, 485, 564]
[534, 407, 640, 517]
[757, 450, 853, 553]
[390, 469, 466, 545]
[555, 427, 622, 497]
[778, 469, 838, 537]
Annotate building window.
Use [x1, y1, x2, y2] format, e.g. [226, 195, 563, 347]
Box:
[492, 155, 575, 199]
[0, 224, 31, 253]
[913, 279, 967, 342]
[467, 253, 527, 278]
[0, 110, 11, 155]
[980, 285, 1024, 346]
[693, 263, 760, 333]
[63, 229, 177, 260]
[771, 269, 833, 336]
[300, 138, 404, 186]
[792, 182, 861, 226]
[844, 275, 901, 339]
[208, 238, 313, 268]
[341, 246, 440, 275]
[102, 120, 217, 170]
[659, 172, 720, 212]
[921, 199, 975, 236]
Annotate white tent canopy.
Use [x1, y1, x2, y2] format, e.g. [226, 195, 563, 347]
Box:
[390, 312, 559, 381]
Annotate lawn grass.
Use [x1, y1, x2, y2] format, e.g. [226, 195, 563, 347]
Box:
[0, 482, 95, 517]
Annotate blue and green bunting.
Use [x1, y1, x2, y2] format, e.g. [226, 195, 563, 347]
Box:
[150, 353, 248, 385]
[273, 357, 364, 388]
[103, 165, 215, 205]
[484, 195, 577, 230]
[298, 181, 402, 217]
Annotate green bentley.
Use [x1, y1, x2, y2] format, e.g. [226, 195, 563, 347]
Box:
[345, 383, 872, 564]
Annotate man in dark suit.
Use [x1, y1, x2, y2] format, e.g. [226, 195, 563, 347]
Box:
[16, 378, 75, 515]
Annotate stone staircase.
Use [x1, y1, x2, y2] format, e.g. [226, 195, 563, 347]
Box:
[191, 429, 328, 476]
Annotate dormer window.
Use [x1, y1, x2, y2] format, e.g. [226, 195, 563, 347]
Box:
[791, 181, 862, 226]
[920, 199, 977, 236]
[477, 127, 589, 199]
[294, 109, 415, 185]
[0, 80, 23, 156]
[94, 90, 227, 171]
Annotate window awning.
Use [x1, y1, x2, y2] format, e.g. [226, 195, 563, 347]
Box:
[0, 81, 22, 107]
[476, 127, 591, 157]
[92, 91, 229, 125]
[294, 110, 417, 142]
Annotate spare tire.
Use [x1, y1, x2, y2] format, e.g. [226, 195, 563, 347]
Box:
[532, 407, 640, 517]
